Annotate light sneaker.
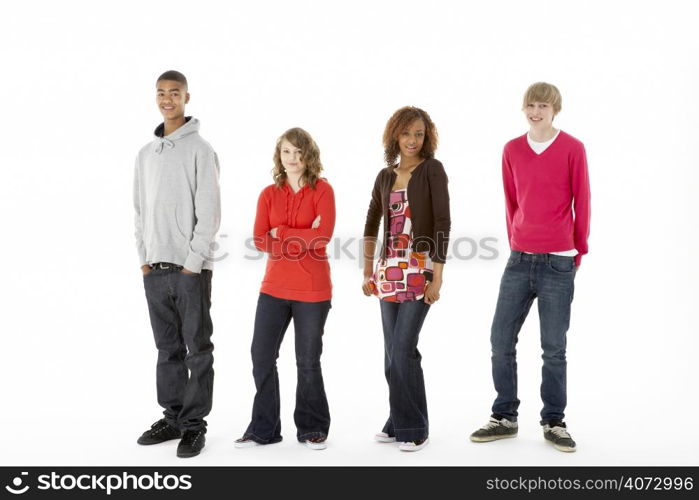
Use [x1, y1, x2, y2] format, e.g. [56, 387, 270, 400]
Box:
[398, 438, 429, 452]
[543, 423, 577, 452]
[304, 437, 328, 450]
[469, 416, 518, 442]
[234, 437, 260, 449]
[374, 432, 396, 443]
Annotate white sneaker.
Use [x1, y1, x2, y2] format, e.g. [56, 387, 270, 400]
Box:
[234, 437, 260, 449]
[398, 438, 429, 452]
[374, 432, 396, 443]
[304, 438, 327, 450]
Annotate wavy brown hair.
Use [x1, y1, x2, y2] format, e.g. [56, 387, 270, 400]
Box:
[272, 127, 324, 189]
[382, 106, 438, 167]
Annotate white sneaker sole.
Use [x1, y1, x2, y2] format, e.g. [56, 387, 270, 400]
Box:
[374, 432, 396, 443]
[470, 433, 518, 443]
[234, 439, 260, 449]
[304, 440, 328, 450]
[398, 438, 429, 452]
[551, 442, 577, 453]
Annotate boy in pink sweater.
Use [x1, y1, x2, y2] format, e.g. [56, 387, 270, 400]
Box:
[470, 82, 590, 452]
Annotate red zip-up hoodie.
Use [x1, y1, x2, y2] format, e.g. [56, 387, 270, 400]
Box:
[253, 179, 335, 302]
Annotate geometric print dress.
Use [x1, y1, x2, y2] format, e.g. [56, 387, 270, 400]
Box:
[372, 188, 433, 302]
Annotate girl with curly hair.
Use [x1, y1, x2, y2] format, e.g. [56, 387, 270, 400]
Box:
[362, 107, 451, 452]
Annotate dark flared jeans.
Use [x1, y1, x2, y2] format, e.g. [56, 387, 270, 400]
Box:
[143, 267, 214, 431]
[243, 293, 332, 444]
[490, 251, 576, 425]
[379, 299, 431, 442]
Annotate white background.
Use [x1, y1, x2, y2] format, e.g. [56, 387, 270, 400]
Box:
[1, 0, 697, 466]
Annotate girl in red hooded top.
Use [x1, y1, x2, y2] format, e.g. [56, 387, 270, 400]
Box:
[235, 128, 335, 450]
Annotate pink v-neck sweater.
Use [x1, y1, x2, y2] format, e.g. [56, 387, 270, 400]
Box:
[502, 131, 591, 267]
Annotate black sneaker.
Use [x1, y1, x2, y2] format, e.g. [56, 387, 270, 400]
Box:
[543, 422, 577, 452]
[469, 416, 518, 442]
[137, 419, 182, 445]
[177, 428, 206, 458]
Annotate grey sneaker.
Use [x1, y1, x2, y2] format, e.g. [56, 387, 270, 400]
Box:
[470, 416, 518, 442]
[543, 423, 577, 452]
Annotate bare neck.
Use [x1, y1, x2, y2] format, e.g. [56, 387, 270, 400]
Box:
[528, 126, 558, 143]
[286, 173, 304, 193]
[397, 157, 423, 172]
[163, 116, 187, 136]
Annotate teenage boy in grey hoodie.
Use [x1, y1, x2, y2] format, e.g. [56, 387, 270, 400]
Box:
[133, 70, 221, 458]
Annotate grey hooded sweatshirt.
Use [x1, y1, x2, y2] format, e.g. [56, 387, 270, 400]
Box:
[133, 117, 221, 272]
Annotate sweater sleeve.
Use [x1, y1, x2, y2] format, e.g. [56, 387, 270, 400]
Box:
[184, 148, 222, 273]
[502, 147, 518, 246]
[428, 160, 451, 264]
[133, 157, 147, 267]
[253, 189, 283, 257]
[276, 183, 336, 252]
[363, 171, 383, 238]
[571, 144, 591, 267]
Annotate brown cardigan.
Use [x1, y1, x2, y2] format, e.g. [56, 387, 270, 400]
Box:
[363, 158, 451, 264]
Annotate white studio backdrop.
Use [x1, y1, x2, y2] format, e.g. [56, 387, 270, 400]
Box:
[0, 0, 697, 465]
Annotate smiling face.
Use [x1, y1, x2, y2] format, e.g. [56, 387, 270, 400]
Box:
[279, 139, 305, 176]
[524, 101, 555, 131]
[156, 80, 189, 121]
[398, 119, 426, 160]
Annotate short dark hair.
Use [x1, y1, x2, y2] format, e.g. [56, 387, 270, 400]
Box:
[156, 70, 188, 89]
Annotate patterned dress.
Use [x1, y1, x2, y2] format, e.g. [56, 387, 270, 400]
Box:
[372, 189, 433, 302]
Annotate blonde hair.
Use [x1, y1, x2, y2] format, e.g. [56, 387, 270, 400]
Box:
[522, 82, 562, 115]
[272, 127, 324, 189]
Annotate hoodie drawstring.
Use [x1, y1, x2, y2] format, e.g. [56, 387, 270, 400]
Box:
[154, 138, 175, 154]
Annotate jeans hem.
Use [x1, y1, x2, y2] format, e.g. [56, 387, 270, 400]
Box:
[393, 427, 428, 442]
[243, 432, 283, 445]
[297, 431, 328, 442]
[491, 412, 518, 423]
[180, 424, 207, 432]
[540, 418, 566, 427]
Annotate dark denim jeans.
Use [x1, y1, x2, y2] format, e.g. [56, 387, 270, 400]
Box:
[490, 251, 576, 425]
[244, 293, 332, 444]
[379, 299, 431, 442]
[142, 267, 214, 431]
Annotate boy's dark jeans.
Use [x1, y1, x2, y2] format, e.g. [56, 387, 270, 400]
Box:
[244, 293, 331, 444]
[143, 266, 214, 431]
[490, 251, 576, 425]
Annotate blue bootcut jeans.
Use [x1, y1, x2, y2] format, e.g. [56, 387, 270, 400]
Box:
[379, 299, 431, 442]
[490, 251, 576, 425]
[243, 293, 332, 444]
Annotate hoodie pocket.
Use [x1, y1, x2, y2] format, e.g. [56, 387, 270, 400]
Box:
[290, 259, 314, 290]
[264, 258, 312, 291]
[175, 205, 194, 240]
